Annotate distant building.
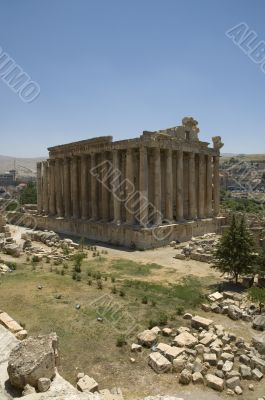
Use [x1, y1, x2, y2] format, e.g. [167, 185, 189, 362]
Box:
[0, 170, 16, 187]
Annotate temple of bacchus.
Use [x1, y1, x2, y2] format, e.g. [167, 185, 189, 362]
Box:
[35, 117, 225, 249]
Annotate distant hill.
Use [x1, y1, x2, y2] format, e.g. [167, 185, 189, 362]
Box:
[221, 153, 265, 163]
[0, 155, 45, 176]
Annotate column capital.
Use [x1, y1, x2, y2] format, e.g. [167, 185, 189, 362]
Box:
[139, 146, 147, 154]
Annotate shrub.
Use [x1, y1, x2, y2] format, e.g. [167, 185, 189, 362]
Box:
[116, 335, 127, 347]
[119, 290, 125, 297]
[76, 274, 82, 282]
[176, 306, 185, 315]
[61, 269, 65, 276]
[142, 296, 148, 304]
[111, 286, 117, 294]
[73, 252, 86, 273]
[148, 313, 168, 329]
[6, 262, 17, 271]
[248, 287, 265, 313]
[72, 272, 77, 280]
[111, 276, 116, 283]
[97, 279, 103, 290]
[87, 279, 92, 286]
[32, 255, 39, 263]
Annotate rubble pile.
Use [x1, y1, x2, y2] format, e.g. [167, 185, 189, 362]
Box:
[134, 314, 265, 396]
[0, 215, 21, 257]
[21, 230, 80, 264]
[202, 291, 265, 331]
[172, 234, 219, 263]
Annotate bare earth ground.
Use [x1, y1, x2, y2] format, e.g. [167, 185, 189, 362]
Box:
[0, 226, 264, 400]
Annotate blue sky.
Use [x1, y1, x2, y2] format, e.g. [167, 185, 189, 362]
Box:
[0, 0, 265, 157]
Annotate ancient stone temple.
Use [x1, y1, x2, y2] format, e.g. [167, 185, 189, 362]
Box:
[35, 117, 225, 249]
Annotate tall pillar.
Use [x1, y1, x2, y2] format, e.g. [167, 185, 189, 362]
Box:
[101, 152, 109, 221]
[49, 160, 56, 216]
[55, 159, 63, 217]
[139, 146, 149, 226]
[188, 152, 196, 219]
[42, 161, 49, 215]
[198, 154, 206, 218]
[165, 149, 173, 222]
[153, 147, 162, 225]
[72, 156, 80, 219]
[63, 157, 71, 218]
[90, 153, 98, 220]
[112, 150, 121, 224]
[125, 148, 135, 224]
[213, 155, 220, 216]
[36, 162, 43, 214]
[176, 150, 184, 221]
[206, 155, 213, 217]
[81, 155, 89, 220]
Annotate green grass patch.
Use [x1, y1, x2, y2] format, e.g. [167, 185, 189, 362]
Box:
[123, 276, 203, 309]
[111, 259, 161, 276]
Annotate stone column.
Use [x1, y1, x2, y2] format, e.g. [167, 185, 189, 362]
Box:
[139, 146, 149, 226]
[153, 147, 162, 225]
[49, 160, 56, 216]
[188, 152, 196, 220]
[72, 156, 80, 219]
[101, 152, 109, 221]
[213, 155, 220, 216]
[36, 162, 43, 214]
[63, 157, 71, 218]
[55, 159, 63, 217]
[125, 148, 135, 224]
[90, 153, 98, 220]
[42, 161, 49, 215]
[81, 155, 89, 220]
[165, 149, 173, 222]
[112, 150, 121, 224]
[198, 154, 206, 219]
[176, 150, 184, 221]
[206, 155, 213, 217]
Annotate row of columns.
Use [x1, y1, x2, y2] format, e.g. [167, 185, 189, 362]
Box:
[37, 148, 220, 226]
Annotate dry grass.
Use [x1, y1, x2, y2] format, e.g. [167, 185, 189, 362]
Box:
[0, 255, 210, 398]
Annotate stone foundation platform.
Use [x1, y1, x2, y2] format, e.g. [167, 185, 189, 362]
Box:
[15, 213, 226, 250]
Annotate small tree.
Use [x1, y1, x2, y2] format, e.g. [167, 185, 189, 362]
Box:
[79, 236, 85, 252]
[212, 215, 255, 283]
[248, 287, 265, 313]
[20, 182, 37, 204]
[73, 252, 85, 273]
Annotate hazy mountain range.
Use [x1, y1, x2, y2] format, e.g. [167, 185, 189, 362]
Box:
[0, 155, 45, 175]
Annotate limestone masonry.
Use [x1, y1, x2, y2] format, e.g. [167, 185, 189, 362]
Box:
[35, 117, 225, 249]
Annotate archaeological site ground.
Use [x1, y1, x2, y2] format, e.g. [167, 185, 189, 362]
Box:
[1, 2, 265, 400]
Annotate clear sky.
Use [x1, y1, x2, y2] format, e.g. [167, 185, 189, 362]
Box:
[0, 0, 264, 157]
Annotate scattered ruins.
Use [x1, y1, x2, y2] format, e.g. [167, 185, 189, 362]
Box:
[35, 117, 225, 249]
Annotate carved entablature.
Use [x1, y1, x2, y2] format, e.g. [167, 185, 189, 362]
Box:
[141, 116, 200, 142]
[47, 117, 221, 158]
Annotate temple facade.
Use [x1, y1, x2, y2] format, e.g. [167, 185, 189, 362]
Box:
[35, 117, 225, 249]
